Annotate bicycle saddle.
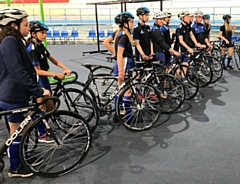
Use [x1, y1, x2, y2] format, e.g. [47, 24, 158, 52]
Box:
[81, 63, 101, 69]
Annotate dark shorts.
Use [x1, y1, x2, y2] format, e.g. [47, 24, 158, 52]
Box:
[113, 57, 135, 76]
[155, 52, 166, 66]
[180, 53, 189, 63]
[221, 39, 234, 48]
[38, 76, 52, 94]
[0, 101, 29, 123]
[164, 52, 171, 66]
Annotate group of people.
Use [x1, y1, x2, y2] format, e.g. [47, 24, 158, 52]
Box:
[0, 5, 237, 179]
[0, 8, 71, 177]
[104, 8, 237, 80]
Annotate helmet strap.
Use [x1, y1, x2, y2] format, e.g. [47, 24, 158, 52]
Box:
[32, 33, 42, 43]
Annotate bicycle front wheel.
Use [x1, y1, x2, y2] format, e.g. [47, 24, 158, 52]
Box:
[19, 110, 91, 177]
[116, 82, 162, 131]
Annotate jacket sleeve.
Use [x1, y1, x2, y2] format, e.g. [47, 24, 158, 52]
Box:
[1, 36, 44, 97]
[152, 29, 171, 51]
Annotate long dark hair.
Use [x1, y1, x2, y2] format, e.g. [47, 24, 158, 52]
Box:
[0, 19, 24, 43]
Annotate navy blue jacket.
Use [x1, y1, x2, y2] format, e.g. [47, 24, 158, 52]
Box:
[0, 36, 44, 103]
[151, 23, 171, 53]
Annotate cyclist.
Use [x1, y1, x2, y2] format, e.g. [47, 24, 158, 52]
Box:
[174, 10, 204, 62]
[189, 12, 195, 25]
[192, 11, 212, 49]
[189, 12, 195, 49]
[112, 12, 135, 122]
[133, 7, 154, 65]
[26, 20, 71, 143]
[203, 14, 211, 40]
[174, 10, 205, 81]
[160, 11, 176, 69]
[152, 11, 180, 67]
[219, 14, 236, 70]
[0, 8, 50, 178]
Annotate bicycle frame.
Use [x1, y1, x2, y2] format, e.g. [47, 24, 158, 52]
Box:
[83, 73, 138, 113]
[0, 97, 60, 157]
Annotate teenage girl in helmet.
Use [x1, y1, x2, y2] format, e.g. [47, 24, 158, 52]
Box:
[0, 8, 50, 178]
[133, 7, 154, 63]
[203, 14, 211, 41]
[191, 10, 212, 49]
[152, 11, 180, 66]
[219, 14, 237, 70]
[26, 20, 71, 143]
[160, 11, 177, 69]
[112, 12, 135, 123]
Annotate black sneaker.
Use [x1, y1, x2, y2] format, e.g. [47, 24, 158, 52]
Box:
[8, 166, 33, 178]
[223, 66, 227, 70]
[112, 114, 119, 123]
[227, 66, 234, 70]
[27, 157, 44, 167]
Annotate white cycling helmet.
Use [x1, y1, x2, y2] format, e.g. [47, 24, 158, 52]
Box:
[178, 10, 190, 19]
[153, 11, 166, 19]
[189, 12, 194, 17]
[0, 8, 28, 26]
[194, 10, 203, 17]
[164, 11, 172, 18]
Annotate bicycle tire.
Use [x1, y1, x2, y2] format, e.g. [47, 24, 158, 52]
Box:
[148, 73, 185, 113]
[58, 88, 99, 133]
[116, 82, 162, 131]
[63, 81, 97, 103]
[19, 110, 91, 177]
[205, 56, 223, 83]
[190, 59, 213, 87]
[172, 64, 199, 100]
[233, 46, 240, 70]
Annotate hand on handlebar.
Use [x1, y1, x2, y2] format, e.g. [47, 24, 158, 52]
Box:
[173, 51, 181, 57]
[188, 48, 194, 55]
[142, 54, 150, 61]
[43, 88, 51, 96]
[63, 69, 71, 76]
[55, 73, 65, 80]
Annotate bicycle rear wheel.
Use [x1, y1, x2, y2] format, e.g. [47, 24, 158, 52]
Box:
[206, 56, 223, 83]
[148, 73, 185, 113]
[19, 110, 91, 177]
[59, 88, 99, 133]
[173, 64, 199, 100]
[233, 45, 240, 70]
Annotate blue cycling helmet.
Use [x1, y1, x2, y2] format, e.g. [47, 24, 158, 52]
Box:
[29, 20, 49, 33]
[203, 14, 210, 20]
[136, 7, 150, 16]
[115, 12, 134, 25]
[223, 14, 231, 20]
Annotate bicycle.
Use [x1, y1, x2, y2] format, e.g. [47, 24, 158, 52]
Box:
[0, 96, 91, 180]
[133, 60, 185, 113]
[168, 55, 200, 100]
[50, 71, 99, 133]
[78, 63, 163, 131]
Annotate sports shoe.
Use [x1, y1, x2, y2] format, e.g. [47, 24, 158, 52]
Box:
[8, 166, 33, 178]
[27, 157, 44, 167]
[38, 134, 54, 143]
[227, 66, 234, 70]
[112, 114, 119, 123]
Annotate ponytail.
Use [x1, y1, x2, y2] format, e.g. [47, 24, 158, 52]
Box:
[113, 26, 133, 54]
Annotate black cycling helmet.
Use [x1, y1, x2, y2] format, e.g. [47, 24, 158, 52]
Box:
[115, 12, 134, 25]
[223, 14, 231, 21]
[29, 20, 49, 33]
[203, 14, 210, 20]
[136, 7, 150, 16]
